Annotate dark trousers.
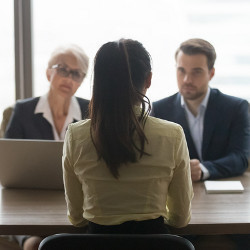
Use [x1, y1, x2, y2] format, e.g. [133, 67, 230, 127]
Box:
[88, 217, 169, 234]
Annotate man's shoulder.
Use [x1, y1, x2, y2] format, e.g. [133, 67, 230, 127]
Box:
[153, 92, 179, 106]
[210, 88, 248, 107]
[151, 93, 181, 118]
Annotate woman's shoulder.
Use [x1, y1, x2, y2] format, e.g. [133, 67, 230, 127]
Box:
[14, 97, 40, 113]
[68, 119, 91, 140]
[75, 97, 90, 106]
[69, 119, 91, 130]
[75, 97, 90, 119]
[146, 115, 183, 138]
[16, 96, 40, 105]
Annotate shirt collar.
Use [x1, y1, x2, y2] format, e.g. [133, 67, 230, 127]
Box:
[68, 96, 82, 121]
[34, 93, 82, 121]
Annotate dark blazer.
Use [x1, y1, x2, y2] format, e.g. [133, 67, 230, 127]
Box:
[151, 88, 250, 179]
[5, 96, 89, 140]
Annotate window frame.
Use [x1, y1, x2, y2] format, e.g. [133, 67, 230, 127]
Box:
[14, 0, 33, 100]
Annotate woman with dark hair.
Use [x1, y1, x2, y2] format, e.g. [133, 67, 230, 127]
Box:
[63, 39, 193, 234]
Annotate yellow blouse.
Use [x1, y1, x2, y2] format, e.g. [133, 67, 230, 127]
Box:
[62, 115, 193, 228]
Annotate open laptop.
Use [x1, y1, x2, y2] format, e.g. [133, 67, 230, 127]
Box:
[0, 139, 64, 190]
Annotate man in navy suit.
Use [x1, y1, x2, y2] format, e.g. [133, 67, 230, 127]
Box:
[151, 38, 249, 181]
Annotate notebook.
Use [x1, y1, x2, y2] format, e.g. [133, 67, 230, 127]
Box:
[204, 180, 244, 194]
[0, 139, 64, 190]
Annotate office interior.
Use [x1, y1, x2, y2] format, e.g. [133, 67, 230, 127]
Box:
[0, 0, 249, 250]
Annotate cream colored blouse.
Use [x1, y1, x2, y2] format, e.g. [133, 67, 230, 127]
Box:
[62, 115, 193, 228]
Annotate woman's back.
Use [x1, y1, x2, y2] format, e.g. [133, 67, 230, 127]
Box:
[63, 38, 193, 233]
[64, 114, 192, 228]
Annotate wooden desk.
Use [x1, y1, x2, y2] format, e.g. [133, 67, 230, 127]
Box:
[171, 171, 250, 235]
[0, 172, 250, 236]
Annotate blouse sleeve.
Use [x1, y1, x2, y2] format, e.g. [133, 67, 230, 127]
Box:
[62, 124, 88, 227]
[166, 126, 194, 228]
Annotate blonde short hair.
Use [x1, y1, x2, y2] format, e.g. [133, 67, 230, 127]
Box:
[47, 44, 89, 74]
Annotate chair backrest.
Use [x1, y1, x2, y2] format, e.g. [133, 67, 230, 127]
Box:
[0, 106, 14, 138]
[39, 233, 195, 250]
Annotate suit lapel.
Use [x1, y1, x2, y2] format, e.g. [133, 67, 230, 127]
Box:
[34, 113, 54, 140]
[202, 89, 218, 158]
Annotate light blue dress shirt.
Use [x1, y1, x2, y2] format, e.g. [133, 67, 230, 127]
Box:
[181, 88, 211, 179]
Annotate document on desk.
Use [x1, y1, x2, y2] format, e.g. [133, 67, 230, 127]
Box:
[204, 180, 244, 193]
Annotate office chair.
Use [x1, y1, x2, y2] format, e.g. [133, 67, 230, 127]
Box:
[39, 233, 195, 250]
[0, 106, 13, 138]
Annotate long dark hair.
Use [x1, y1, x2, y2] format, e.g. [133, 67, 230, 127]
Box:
[89, 39, 152, 178]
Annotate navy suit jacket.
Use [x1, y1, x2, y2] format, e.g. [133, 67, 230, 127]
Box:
[151, 88, 250, 179]
[5, 96, 89, 140]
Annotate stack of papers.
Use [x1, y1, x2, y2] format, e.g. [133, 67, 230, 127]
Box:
[204, 181, 244, 193]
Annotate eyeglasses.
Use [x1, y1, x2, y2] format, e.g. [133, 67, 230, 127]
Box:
[51, 64, 85, 83]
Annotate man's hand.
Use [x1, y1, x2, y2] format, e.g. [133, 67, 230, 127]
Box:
[190, 159, 202, 182]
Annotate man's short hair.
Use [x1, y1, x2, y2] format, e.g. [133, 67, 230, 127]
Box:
[175, 38, 216, 70]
